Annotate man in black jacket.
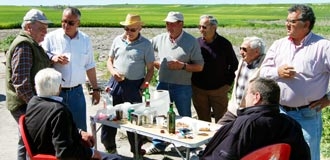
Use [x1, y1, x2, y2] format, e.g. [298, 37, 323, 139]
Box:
[25, 68, 120, 159]
[201, 78, 310, 160]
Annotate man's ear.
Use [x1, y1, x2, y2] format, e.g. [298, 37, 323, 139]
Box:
[253, 92, 262, 105]
[25, 23, 32, 32]
[304, 21, 310, 30]
[77, 20, 81, 27]
[57, 85, 62, 96]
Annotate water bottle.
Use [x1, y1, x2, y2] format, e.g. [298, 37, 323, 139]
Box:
[102, 87, 113, 115]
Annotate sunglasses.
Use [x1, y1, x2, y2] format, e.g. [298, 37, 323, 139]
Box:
[240, 47, 247, 52]
[61, 20, 77, 26]
[286, 18, 304, 24]
[198, 25, 208, 29]
[124, 27, 138, 32]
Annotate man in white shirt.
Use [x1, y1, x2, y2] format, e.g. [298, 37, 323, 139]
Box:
[42, 7, 100, 131]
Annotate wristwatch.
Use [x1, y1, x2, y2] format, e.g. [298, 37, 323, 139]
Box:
[181, 63, 186, 70]
[93, 87, 101, 92]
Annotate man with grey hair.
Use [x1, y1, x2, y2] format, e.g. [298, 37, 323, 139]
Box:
[42, 7, 100, 131]
[201, 77, 310, 160]
[5, 8, 51, 159]
[192, 15, 238, 123]
[146, 11, 204, 155]
[260, 4, 330, 160]
[218, 36, 266, 125]
[24, 68, 115, 160]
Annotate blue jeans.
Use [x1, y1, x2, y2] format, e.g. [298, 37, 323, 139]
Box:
[280, 107, 322, 160]
[60, 85, 87, 131]
[153, 82, 192, 150]
[10, 104, 27, 160]
[157, 82, 192, 117]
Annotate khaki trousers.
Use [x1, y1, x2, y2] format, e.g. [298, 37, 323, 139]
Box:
[192, 84, 230, 122]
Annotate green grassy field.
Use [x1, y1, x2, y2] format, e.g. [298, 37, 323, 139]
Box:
[0, 4, 330, 29]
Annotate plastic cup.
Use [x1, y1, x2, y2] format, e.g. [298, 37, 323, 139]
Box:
[156, 116, 165, 128]
[191, 121, 198, 135]
[63, 53, 71, 61]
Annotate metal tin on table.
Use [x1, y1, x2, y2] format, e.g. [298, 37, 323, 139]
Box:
[127, 108, 135, 121]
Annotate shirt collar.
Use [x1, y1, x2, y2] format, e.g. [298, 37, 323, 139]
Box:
[245, 55, 263, 69]
[237, 104, 279, 116]
[39, 95, 63, 102]
[61, 29, 79, 39]
[288, 31, 312, 47]
[202, 33, 218, 43]
[121, 33, 141, 44]
[168, 31, 184, 44]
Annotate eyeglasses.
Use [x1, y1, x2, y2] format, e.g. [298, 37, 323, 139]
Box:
[286, 18, 304, 24]
[198, 25, 208, 29]
[240, 47, 247, 52]
[61, 20, 77, 26]
[124, 27, 138, 32]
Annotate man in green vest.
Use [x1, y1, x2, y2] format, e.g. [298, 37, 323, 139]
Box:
[5, 8, 51, 160]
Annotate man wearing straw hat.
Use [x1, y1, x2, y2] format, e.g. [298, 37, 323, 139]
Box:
[101, 13, 155, 159]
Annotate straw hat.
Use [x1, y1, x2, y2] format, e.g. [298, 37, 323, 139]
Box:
[120, 14, 144, 26]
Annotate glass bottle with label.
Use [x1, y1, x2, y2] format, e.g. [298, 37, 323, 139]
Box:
[143, 82, 150, 107]
[167, 102, 176, 134]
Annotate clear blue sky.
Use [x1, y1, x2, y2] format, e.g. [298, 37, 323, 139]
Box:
[0, 0, 329, 6]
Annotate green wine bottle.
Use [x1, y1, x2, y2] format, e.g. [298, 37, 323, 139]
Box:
[144, 82, 150, 107]
[167, 102, 176, 134]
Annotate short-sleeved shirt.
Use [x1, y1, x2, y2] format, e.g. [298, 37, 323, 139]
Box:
[109, 34, 155, 80]
[151, 31, 204, 85]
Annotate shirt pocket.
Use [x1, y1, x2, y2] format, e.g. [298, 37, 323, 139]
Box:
[300, 58, 318, 78]
[75, 47, 89, 67]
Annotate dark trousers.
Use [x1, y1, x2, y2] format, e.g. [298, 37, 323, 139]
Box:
[11, 104, 27, 160]
[101, 77, 144, 154]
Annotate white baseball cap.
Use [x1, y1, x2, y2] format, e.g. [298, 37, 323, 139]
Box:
[163, 11, 184, 22]
[23, 9, 52, 24]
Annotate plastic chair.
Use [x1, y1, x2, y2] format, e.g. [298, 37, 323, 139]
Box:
[241, 143, 291, 160]
[19, 115, 57, 160]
